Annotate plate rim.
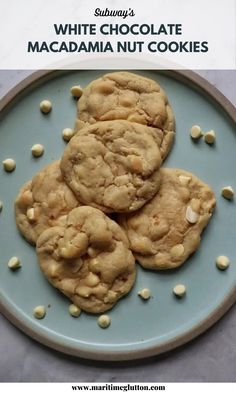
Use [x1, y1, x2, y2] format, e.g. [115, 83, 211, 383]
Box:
[1, 283, 236, 361]
[1, 69, 235, 122]
[0, 69, 236, 361]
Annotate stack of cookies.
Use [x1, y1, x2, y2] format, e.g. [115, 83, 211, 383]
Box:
[15, 72, 216, 314]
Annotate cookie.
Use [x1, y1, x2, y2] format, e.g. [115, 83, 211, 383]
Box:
[118, 168, 216, 270]
[61, 120, 162, 213]
[15, 161, 79, 245]
[75, 72, 175, 159]
[36, 206, 136, 313]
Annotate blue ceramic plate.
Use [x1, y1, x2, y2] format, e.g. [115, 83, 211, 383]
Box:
[0, 70, 236, 360]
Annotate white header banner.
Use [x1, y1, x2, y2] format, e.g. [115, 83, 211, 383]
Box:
[0, 0, 235, 70]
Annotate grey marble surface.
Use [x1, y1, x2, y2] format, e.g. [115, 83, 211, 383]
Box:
[0, 70, 236, 383]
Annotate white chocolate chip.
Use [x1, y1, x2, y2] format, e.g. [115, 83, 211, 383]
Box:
[186, 205, 199, 224]
[106, 290, 117, 303]
[26, 208, 36, 222]
[70, 85, 83, 98]
[76, 286, 90, 298]
[33, 305, 46, 319]
[0, 201, 3, 212]
[179, 175, 191, 186]
[190, 125, 202, 139]
[138, 288, 151, 300]
[204, 130, 216, 144]
[190, 198, 201, 213]
[49, 263, 58, 277]
[170, 244, 185, 259]
[97, 314, 111, 328]
[173, 284, 186, 298]
[8, 256, 21, 270]
[221, 186, 234, 200]
[62, 128, 75, 142]
[31, 144, 44, 157]
[2, 158, 16, 172]
[60, 245, 83, 260]
[59, 244, 78, 259]
[69, 304, 81, 317]
[84, 272, 100, 287]
[40, 100, 52, 114]
[216, 255, 230, 270]
[87, 247, 99, 258]
[89, 258, 100, 273]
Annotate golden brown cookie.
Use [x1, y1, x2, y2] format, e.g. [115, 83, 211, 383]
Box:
[15, 161, 79, 245]
[61, 120, 162, 213]
[36, 206, 136, 313]
[118, 168, 216, 270]
[75, 72, 175, 159]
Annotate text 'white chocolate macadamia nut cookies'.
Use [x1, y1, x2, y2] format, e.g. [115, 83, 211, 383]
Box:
[60, 120, 162, 213]
[118, 168, 216, 270]
[75, 72, 175, 159]
[15, 161, 80, 245]
[36, 206, 136, 313]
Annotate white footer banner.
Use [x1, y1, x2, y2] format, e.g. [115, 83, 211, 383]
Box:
[0, 383, 236, 392]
